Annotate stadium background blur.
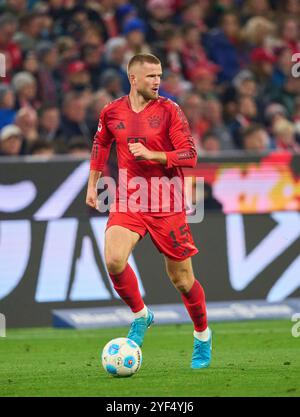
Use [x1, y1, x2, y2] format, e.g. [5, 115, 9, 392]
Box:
[1, 0, 300, 322]
[1, 0, 300, 157]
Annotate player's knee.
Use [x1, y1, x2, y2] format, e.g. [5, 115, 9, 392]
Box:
[167, 268, 191, 293]
[106, 254, 126, 274]
[175, 279, 192, 293]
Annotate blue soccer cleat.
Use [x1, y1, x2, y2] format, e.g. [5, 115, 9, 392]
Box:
[127, 308, 154, 347]
[191, 328, 212, 369]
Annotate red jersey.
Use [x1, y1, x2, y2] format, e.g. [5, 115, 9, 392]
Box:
[90, 95, 197, 215]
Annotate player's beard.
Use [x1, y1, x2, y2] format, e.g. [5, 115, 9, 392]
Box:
[137, 87, 159, 101]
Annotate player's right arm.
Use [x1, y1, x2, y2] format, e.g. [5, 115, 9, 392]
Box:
[86, 170, 102, 209]
[86, 107, 114, 209]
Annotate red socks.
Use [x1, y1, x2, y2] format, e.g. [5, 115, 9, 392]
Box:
[109, 264, 207, 331]
[109, 263, 144, 313]
[181, 279, 208, 332]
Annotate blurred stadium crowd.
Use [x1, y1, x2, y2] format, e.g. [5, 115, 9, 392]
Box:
[1, 0, 300, 158]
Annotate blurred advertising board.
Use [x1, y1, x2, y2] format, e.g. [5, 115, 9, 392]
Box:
[185, 152, 300, 213]
[0, 156, 299, 327]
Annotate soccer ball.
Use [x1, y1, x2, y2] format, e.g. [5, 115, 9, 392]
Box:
[101, 337, 142, 377]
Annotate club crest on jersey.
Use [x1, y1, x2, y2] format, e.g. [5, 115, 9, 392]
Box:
[148, 115, 161, 129]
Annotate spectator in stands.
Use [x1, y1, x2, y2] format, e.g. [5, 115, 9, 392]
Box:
[64, 60, 92, 94]
[81, 25, 105, 51]
[228, 94, 258, 148]
[12, 71, 38, 109]
[86, 89, 113, 134]
[190, 64, 219, 99]
[115, 3, 138, 33]
[35, 41, 61, 105]
[220, 85, 239, 124]
[145, 0, 176, 44]
[1, 0, 27, 16]
[204, 12, 243, 82]
[204, 98, 235, 150]
[30, 140, 56, 156]
[13, 12, 45, 53]
[233, 69, 266, 119]
[180, 0, 207, 33]
[67, 138, 91, 156]
[154, 27, 184, 76]
[123, 18, 151, 66]
[159, 70, 189, 102]
[0, 14, 22, 80]
[15, 106, 39, 145]
[82, 43, 103, 91]
[233, 69, 257, 98]
[180, 92, 209, 148]
[45, 0, 66, 35]
[241, 123, 270, 153]
[241, 0, 274, 22]
[92, 0, 117, 39]
[56, 36, 79, 69]
[264, 102, 287, 131]
[182, 23, 213, 81]
[271, 47, 294, 90]
[241, 16, 276, 49]
[250, 47, 277, 105]
[273, 118, 300, 153]
[102, 37, 130, 93]
[279, 0, 300, 18]
[100, 69, 124, 99]
[35, 3, 54, 38]
[59, 92, 90, 144]
[1, 0, 300, 157]
[0, 85, 16, 129]
[38, 105, 61, 142]
[22, 50, 39, 77]
[279, 16, 300, 55]
[271, 74, 300, 117]
[205, 0, 236, 29]
[264, 102, 288, 145]
[201, 132, 222, 154]
[0, 124, 23, 156]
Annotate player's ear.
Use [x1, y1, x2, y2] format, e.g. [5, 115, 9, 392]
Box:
[128, 72, 136, 85]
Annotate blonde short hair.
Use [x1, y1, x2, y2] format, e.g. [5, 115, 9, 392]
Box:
[127, 53, 161, 72]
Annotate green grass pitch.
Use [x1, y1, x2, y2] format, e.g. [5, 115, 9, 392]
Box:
[0, 319, 299, 397]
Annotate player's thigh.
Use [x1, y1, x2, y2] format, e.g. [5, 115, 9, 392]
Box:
[145, 212, 198, 262]
[105, 225, 140, 267]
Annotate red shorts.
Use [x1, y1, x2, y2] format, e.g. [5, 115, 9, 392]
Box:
[106, 211, 198, 261]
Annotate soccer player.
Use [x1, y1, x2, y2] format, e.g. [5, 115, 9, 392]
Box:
[86, 54, 212, 369]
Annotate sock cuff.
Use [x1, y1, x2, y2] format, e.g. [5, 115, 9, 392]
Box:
[194, 327, 210, 341]
[133, 305, 148, 318]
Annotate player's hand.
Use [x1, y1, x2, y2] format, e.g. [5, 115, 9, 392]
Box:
[86, 186, 98, 209]
[128, 142, 153, 160]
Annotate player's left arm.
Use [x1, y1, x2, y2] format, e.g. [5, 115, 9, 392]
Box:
[128, 104, 197, 167]
[163, 103, 197, 168]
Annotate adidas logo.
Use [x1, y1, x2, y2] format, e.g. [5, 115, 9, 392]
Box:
[116, 121, 125, 129]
